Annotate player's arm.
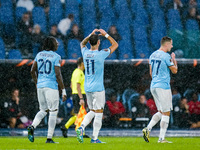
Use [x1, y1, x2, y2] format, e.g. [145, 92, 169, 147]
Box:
[80, 29, 99, 49]
[77, 83, 84, 106]
[55, 66, 67, 101]
[149, 64, 152, 78]
[99, 29, 118, 54]
[169, 52, 178, 74]
[30, 61, 38, 85]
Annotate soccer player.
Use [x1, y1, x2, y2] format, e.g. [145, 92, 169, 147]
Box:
[142, 36, 178, 143]
[28, 36, 67, 143]
[76, 29, 118, 143]
[61, 57, 86, 138]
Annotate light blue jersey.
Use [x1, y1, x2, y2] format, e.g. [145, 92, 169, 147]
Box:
[34, 50, 61, 90]
[81, 47, 110, 92]
[149, 50, 174, 89]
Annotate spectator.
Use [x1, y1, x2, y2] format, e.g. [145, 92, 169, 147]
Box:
[67, 24, 84, 41]
[104, 92, 125, 127]
[132, 94, 151, 119]
[107, 25, 121, 58]
[16, 0, 34, 12]
[107, 25, 122, 42]
[146, 97, 157, 116]
[49, 24, 64, 40]
[17, 12, 33, 56]
[186, 7, 200, 23]
[34, 0, 49, 14]
[32, 24, 45, 45]
[2, 89, 27, 128]
[58, 14, 74, 36]
[187, 92, 200, 128]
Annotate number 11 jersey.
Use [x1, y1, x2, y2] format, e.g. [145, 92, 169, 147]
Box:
[149, 50, 174, 90]
[81, 47, 110, 92]
[34, 50, 61, 90]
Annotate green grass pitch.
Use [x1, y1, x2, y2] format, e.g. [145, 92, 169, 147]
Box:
[0, 137, 200, 150]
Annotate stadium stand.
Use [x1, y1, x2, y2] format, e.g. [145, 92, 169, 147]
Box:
[49, 0, 63, 26]
[8, 49, 22, 59]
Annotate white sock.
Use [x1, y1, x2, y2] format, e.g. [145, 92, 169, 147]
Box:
[32, 110, 47, 128]
[81, 111, 95, 130]
[159, 115, 169, 141]
[47, 111, 58, 139]
[92, 113, 103, 140]
[147, 112, 162, 131]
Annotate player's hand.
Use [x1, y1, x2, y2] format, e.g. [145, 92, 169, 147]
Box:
[91, 29, 99, 35]
[62, 95, 67, 102]
[98, 29, 107, 37]
[171, 52, 176, 60]
[79, 99, 85, 106]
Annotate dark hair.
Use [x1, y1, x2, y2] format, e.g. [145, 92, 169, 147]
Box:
[161, 36, 172, 45]
[77, 57, 83, 66]
[68, 14, 74, 20]
[89, 35, 99, 46]
[42, 36, 57, 51]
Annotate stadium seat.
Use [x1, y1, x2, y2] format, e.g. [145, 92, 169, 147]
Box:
[67, 39, 81, 59]
[32, 7, 47, 33]
[0, 5, 14, 24]
[65, 0, 80, 24]
[172, 93, 181, 106]
[82, 17, 96, 37]
[167, 9, 183, 31]
[15, 7, 27, 23]
[8, 49, 22, 59]
[118, 40, 133, 59]
[49, 0, 63, 26]
[100, 16, 115, 32]
[186, 19, 199, 31]
[56, 38, 66, 58]
[0, 38, 5, 59]
[0, 0, 13, 8]
[128, 93, 140, 112]
[146, 0, 161, 13]
[122, 89, 137, 110]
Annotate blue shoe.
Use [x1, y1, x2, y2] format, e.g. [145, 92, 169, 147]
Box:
[27, 125, 34, 142]
[91, 139, 106, 143]
[76, 127, 84, 143]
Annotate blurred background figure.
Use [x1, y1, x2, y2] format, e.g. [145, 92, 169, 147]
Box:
[16, 0, 34, 12]
[67, 24, 84, 41]
[58, 14, 74, 36]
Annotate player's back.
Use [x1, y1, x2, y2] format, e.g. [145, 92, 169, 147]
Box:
[35, 50, 61, 90]
[149, 50, 174, 89]
[81, 47, 110, 92]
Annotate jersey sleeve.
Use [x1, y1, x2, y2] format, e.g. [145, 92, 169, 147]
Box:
[55, 55, 61, 67]
[165, 54, 174, 67]
[100, 48, 111, 59]
[34, 54, 38, 62]
[74, 72, 82, 84]
[81, 46, 87, 55]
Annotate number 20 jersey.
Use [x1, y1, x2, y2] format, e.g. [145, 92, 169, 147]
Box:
[149, 50, 174, 90]
[81, 47, 110, 92]
[34, 50, 61, 90]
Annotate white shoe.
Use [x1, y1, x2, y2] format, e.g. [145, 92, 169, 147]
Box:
[158, 139, 172, 143]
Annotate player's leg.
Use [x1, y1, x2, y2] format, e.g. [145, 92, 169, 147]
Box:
[45, 88, 59, 143]
[143, 88, 162, 143]
[28, 88, 48, 142]
[91, 91, 105, 143]
[158, 89, 172, 143]
[77, 92, 95, 143]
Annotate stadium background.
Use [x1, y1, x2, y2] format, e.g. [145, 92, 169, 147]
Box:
[0, 0, 200, 138]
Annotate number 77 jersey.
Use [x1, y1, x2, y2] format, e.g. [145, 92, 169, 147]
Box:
[34, 50, 61, 90]
[81, 47, 110, 92]
[149, 50, 174, 90]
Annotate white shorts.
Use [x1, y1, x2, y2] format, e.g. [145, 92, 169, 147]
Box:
[150, 88, 172, 112]
[86, 91, 105, 110]
[37, 88, 59, 111]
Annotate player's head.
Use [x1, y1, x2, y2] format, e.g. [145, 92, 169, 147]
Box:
[161, 36, 173, 52]
[89, 34, 100, 47]
[42, 36, 58, 51]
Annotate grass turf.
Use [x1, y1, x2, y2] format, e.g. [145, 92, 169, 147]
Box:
[0, 137, 199, 150]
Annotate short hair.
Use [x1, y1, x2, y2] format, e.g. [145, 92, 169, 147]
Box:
[89, 35, 99, 46]
[77, 57, 83, 66]
[68, 14, 74, 20]
[42, 36, 57, 51]
[161, 36, 172, 45]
